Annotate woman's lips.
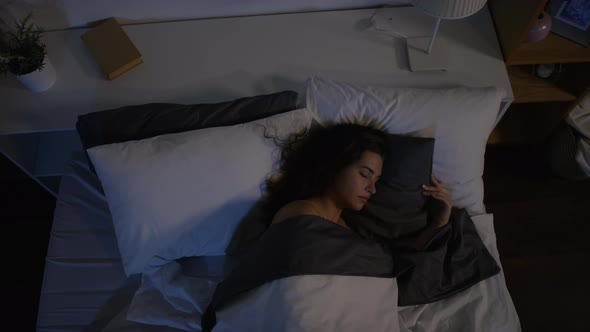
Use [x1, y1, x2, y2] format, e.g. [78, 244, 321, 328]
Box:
[359, 196, 369, 203]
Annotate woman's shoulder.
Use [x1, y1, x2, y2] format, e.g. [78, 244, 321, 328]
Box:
[271, 200, 319, 225]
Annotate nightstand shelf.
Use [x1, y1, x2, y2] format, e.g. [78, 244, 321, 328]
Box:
[509, 66, 576, 104]
[507, 33, 590, 65]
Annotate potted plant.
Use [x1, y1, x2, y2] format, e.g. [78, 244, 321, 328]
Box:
[0, 13, 56, 92]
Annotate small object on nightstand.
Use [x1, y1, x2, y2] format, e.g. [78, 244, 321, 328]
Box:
[524, 11, 552, 43]
[548, 0, 590, 47]
[81, 17, 143, 80]
[535, 63, 555, 78]
[532, 63, 564, 81]
[1, 13, 56, 92]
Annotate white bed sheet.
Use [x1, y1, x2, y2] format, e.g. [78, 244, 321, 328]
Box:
[36, 153, 136, 332]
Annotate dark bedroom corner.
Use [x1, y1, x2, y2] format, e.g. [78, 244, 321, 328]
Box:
[1, 153, 55, 332]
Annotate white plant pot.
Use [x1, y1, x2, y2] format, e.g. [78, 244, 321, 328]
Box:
[16, 57, 57, 92]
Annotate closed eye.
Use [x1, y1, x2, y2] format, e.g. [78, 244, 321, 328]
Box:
[360, 166, 376, 180]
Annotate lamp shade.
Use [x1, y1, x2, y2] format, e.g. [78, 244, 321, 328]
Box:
[410, 0, 487, 19]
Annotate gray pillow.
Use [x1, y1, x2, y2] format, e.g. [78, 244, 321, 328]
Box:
[343, 134, 435, 241]
[76, 91, 299, 173]
[76, 91, 299, 150]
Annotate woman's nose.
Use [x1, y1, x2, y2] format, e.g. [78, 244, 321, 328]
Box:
[367, 181, 376, 195]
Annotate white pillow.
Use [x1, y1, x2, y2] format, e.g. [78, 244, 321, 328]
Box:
[87, 108, 313, 276]
[306, 77, 504, 215]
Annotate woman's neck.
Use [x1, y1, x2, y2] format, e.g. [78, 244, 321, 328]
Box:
[309, 195, 342, 223]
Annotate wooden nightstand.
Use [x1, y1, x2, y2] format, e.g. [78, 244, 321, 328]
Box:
[0, 5, 513, 196]
[488, 0, 590, 145]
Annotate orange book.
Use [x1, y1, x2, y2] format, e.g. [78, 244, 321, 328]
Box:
[81, 18, 143, 80]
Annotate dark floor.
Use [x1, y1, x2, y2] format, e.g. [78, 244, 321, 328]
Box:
[483, 145, 590, 332]
[2, 145, 590, 331]
[1, 153, 56, 331]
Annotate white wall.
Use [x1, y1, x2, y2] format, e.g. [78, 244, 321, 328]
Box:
[1, 0, 410, 31]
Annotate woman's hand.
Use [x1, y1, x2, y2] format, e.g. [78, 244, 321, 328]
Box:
[421, 175, 453, 228]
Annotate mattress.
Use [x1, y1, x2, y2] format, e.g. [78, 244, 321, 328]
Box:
[36, 153, 139, 332]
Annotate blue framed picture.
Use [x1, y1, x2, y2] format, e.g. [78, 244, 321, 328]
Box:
[556, 0, 590, 30]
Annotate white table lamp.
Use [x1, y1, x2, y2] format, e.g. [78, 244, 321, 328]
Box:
[407, 0, 487, 71]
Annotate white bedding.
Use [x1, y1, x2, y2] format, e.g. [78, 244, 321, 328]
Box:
[215, 275, 400, 332]
[40, 126, 519, 332]
[42, 125, 520, 332]
[119, 213, 521, 331]
[40, 152, 520, 332]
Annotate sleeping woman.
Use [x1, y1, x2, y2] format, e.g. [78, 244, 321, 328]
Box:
[202, 123, 500, 331]
[265, 123, 453, 250]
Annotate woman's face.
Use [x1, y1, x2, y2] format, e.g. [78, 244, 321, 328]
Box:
[330, 151, 383, 211]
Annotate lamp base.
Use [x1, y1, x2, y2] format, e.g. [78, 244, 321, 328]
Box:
[406, 37, 448, 72]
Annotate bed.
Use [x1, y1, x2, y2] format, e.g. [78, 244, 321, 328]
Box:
[36, 77, 521, 331]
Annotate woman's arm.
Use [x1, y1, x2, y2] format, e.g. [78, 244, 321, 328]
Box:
[415, 175, 453, 250]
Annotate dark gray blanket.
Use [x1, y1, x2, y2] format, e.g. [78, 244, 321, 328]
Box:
[202, 209, 500, 331]
[394, 208, 501, 305]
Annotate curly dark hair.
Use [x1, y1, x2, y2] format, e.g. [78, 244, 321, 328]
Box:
[263, 123, 387, 215]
